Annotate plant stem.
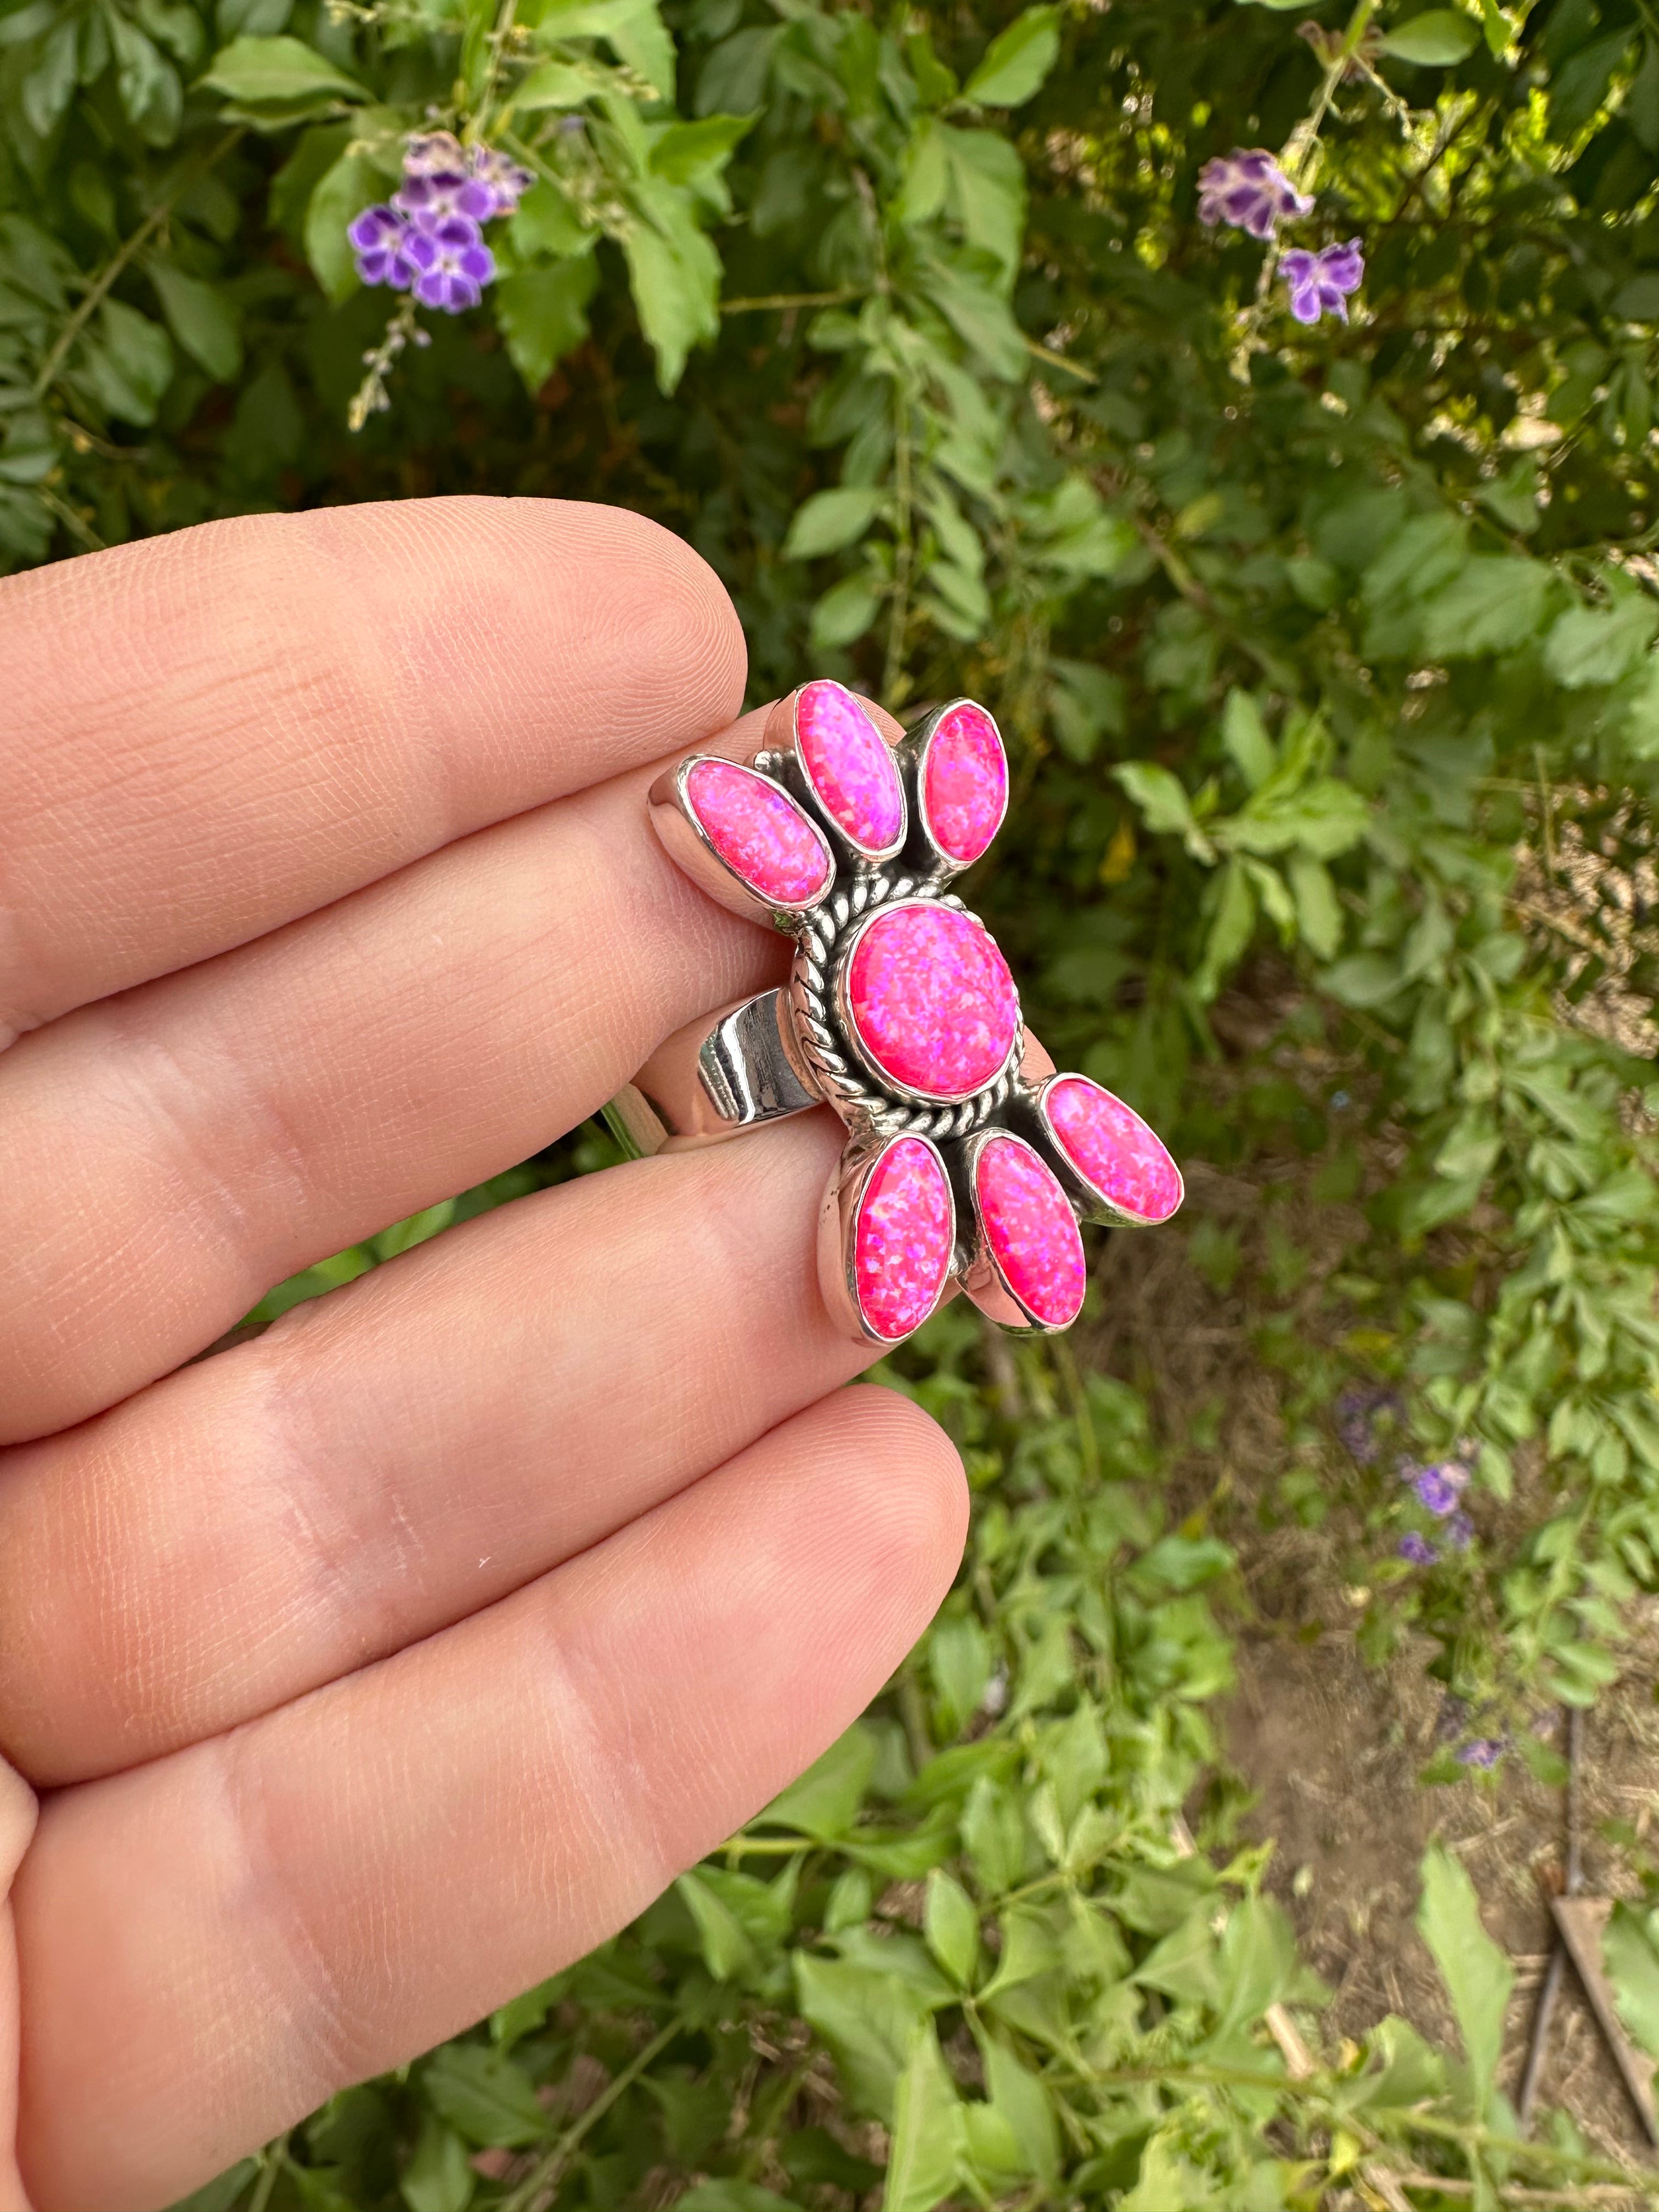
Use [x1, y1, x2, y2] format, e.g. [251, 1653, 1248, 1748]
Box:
[720, 288, 864, 314]
[33, 127, 243, 400]
[498, 2018, 680, 2212]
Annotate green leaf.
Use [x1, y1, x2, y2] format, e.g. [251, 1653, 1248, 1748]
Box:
[979, 2036, 1060, 2179]
[795, 1953, 933, 2123]
[810, 573, 882, 651]
[1114, 761, 1215, 862]
[495, 256, 597, 393]
[882, 2025, 962, 2212]
[165, 2164, 261, 2212]
[963, 5, 1059, 105]
[400, 2112, 475, 2212]
[784, 484, 884, 560]
[422, 2044, 548, 2149]
[509, 57, 597, 109]
[923, 1869, 979, 1987]
[509, 182, 594, 258]
[199, 33, 367, 106]
[674, 2187, 799, 2212]
[1221, 690, 1276, 791]
[147, 259, 241, 380]
[1544, 595, 1657, 688]
[649, 111, 755, 186]
[605, 0, 675, 98]
[1289, 852, 1343, 959]
[1380, 10, 1480, 64]
[75, 297, 175, 425]
[620, 193, 720, 391]
[675, 1870, 756, 1980]
[1415, 1844, 1513, 2120]
[1603, 1903, 1659, 2065]
[757, 1723, 873, 1837]
[303, 149, 375, 304]
[1419, 556, 1553, 659]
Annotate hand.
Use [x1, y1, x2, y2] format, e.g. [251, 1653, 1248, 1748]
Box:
[0, 500, 966, 2212]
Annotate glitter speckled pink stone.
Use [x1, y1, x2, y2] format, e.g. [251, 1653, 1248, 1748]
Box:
[847, 902, 1019, 1101]
[975, 1136, 1086, 1327]
[797, 680, 904, 854]
[854, 1138, 953, 1340]
[1047, 1076, 1182, 1223]
[686, 759, 831, 905]
[923, 703, 1007, 865]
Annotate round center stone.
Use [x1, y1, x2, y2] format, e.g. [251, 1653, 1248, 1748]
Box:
[844, 900, 1019, 1101]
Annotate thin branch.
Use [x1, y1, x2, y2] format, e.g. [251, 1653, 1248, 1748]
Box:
[720, 287, 864, 315]
[33, 127, 244, 400]
[497, 2018, 680, 2212]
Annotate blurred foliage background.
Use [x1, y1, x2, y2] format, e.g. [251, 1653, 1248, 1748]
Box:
[14, 0, 1659, 2200]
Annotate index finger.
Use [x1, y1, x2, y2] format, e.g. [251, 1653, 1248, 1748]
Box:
[0, 498, 745, 1048]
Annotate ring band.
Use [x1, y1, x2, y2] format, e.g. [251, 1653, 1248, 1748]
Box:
[618, 680, 1184, 1344]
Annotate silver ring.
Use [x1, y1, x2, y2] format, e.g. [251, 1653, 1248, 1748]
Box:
[615, 680, 1184, 1344]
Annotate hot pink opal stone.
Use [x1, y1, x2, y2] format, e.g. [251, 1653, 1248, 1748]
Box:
[847, 901, 1019, 1101]
[797, 680, 904, 854]
[853, 1138, 953, 1340]
[923, 702, 1007, 865]
[686, 758, 831, 906]
[974, 1136, 1086, 1328]
[1047, 1076, 1183, 1223]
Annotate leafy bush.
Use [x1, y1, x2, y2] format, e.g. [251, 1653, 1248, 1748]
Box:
[13, 0, 1659, 2200]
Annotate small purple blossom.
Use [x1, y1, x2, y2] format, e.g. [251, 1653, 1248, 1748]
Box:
[348, 205, 420, 290]
[408, 213, 495, 313]
[402, 129, 467, 178]
[466, 142, 534, 217]
[1398, 1531, 1437, 1567]
[1197, 148, 1312, 240]
[1282, 239, 1365, 326]
[1410, 1458, 1470, 1517]
[1337, 1383, 1403, 1465]
[1457, 1737, 1505, 1770]
[1445, 1510, 1474, 1551]
[394, 170, 497, 228]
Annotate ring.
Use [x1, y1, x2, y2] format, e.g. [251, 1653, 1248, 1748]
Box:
[611, 681, 1183, 1344]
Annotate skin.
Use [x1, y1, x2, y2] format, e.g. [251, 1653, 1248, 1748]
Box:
[0, 498, 968, 2212]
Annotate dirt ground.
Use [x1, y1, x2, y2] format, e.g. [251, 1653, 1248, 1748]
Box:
[1229, 1618, 1659, 2163]
[1077, 991, 1659, 2168]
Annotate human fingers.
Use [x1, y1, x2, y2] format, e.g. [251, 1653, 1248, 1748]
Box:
[0, 1758, 38, 2212]
[0, 498, 744, 1049]
[0, 739, 787, 1442]
[15, 1387, 967, 2212]
[0, 1114, 875, 1786]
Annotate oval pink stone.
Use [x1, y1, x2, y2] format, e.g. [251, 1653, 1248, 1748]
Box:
[854, 1137, 953, 1341]
[797, 680, 905, 854]
[922, 701, 1007, 865]
[847, 902, 1019, 1101]
[1047, 1076, 1183, 1224]
[686, 758, 832, 906]
[975, 1136, 1086, 1328]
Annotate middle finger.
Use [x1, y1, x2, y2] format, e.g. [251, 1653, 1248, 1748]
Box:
[0, 1114, 866, 1786]
[0, 732, 784, 1444]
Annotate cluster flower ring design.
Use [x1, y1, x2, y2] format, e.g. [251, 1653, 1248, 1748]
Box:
[624, 681, 1183, 1347]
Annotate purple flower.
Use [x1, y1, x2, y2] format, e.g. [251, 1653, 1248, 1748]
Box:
[348, 205, 419, 291]
[1337, 1383, 1403, 1465]
[407, 214, 495, 313]
[1197, 148, 1312, 240]
[1457, 1737, 1504, 1770]
[1445, 1510, 1474, 1551]
[403, 129, 466, 178]
[1282, 239, 1365, 326]
[395, 170, 496, 228]
[466, 143, 534, 217]
[1411, 1459, 1469, 1517]
[1398, 1531, 1437, 1566]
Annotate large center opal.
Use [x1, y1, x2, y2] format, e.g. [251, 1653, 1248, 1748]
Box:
[844, 900, 1019, 1101]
